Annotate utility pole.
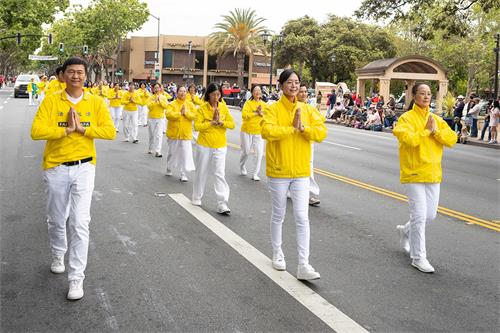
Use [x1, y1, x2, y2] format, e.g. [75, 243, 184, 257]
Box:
[494, 33, 499, 100]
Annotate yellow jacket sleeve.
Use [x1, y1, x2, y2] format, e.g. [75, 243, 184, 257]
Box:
[221, 106, 235, 129]
[194, 107, 212, 132]
[84, 97, 116, 140]
[432, 116, 457, 148]
[302, 107, 327, 143]
[261, 105, 295, 142]
[31, 98, 67, 140]
[393, 115, 431, 148]
[241, 101, 260, 120]
[184, 102, 197, 121]
[166, 103, 182, 120]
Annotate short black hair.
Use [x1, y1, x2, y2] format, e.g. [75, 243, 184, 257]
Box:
[203, 82, 223, 102]
[176, 84, 186, 93]
[299, 83, 308, 88]
[62, 57, 88, 73]
[249, 85, 261, 100]
[278, 69, 301, 85]
[55, 66, 63, 75]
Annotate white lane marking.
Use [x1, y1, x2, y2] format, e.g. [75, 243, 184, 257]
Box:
[95, 287, 119, 331]
[169, 193, 369, 333]
[324, 141, 362, 150]
[327, 125, 394, 141]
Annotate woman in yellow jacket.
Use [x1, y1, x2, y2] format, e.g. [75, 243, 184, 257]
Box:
[261, 69, 327, 281]
[27, 77, 38, 106]
[186, 83, 203, 106]
[107, 83, 123, 131]
[393, 83, 457, 273]
[137, 83, 151, 126]
[192, 82, 235, 214]
[37, 75, 48, 105]
[239, 85, 267, 181]
[147, 83, 169, 157]
[121, 84, 141, 143]
[165, 85, 196, 181]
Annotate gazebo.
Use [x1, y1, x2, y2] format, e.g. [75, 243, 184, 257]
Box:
[355, 55, 448, 113]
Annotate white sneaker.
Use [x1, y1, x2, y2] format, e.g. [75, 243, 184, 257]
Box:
[191, 199, 202, 206]
[252, 174, 260, 181]
[216, 203, 231, 215]
[67, 279, 84, 300]
[180, 173, 188, 182]
[297, 264, 321, 280]
[240, 166, 247, 176]
[411, 258, 435, 273]
[272, 253, 286, 271]
[50, 255, 65, 274]
[309, 197, 320, 206]
[165, 169, 172, 176]
[397, 225, 410, 254]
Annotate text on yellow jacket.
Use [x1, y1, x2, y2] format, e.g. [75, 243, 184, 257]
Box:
[393, 104, 457, 183]
[121, 90, 141, 111]
[261, 95, 327, 178]
[194, 101, 235, 148]
[241, 98, 267, 135]
[147, 93, 169, 119]
[31, 90, 116, 169]
[165, 98, 197, 140]
[107, 89, 123, 107]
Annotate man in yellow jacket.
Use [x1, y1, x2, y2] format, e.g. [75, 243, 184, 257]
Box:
[37, 75, 48, 105]
[393, 83, 457, 273]
[46, 66, 66, 96]
[261, 69, 326, 281]
[192, 83, 235, 214]
[121, 84, 141, 143]
[31, 57, 116, 300]
[165, 86, 197, 180]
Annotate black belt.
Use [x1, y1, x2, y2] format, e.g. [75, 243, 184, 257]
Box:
[62, 157, 92, 166]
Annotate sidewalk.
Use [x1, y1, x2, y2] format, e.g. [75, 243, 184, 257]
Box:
[325, 119, 500, 150]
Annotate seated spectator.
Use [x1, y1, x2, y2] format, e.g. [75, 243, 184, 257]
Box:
[330, 102, 345, 121]
[384, 108, 397, 128]
[364, 108, 383, 131]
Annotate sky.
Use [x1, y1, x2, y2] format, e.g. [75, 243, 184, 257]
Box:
[69, 0, 364, 37]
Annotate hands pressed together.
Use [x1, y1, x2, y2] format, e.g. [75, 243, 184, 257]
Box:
[210, 107, 224, 126]
[425, 115, 437, 134]
[293, 107, 305, 133]
[65, 107, 86, 135]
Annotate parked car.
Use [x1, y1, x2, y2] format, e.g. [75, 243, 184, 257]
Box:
[14, 74, 40, 98]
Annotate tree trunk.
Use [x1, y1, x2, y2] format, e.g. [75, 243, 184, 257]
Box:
[298, 61, 304, 77]
[236, 52, 245, 88]
[465, 64, 477, 103]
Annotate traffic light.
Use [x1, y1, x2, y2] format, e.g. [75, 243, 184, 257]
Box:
[48, 33, 53, 45]
[83, 45, 88, 55]
[16, 33, 21, 45]
[59, 43, 64, 53]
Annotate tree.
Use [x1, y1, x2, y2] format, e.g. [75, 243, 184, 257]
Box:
[208, 8, 268, 88]
[355, 0, 499, 39]
[0, 0, 69, 75]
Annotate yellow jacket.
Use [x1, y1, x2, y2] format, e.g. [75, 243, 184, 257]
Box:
[37, 81, 47, 93]
[241, 99, 267, 135]
[121, 91, 141, 111]
[161, 91, 172, 100]
[194, 101, 235, 148]
[137, 88, 151, 106]
[31, 90, 116, 169]
[46, 80, 65, 96]
[261, 95, 327, 178]
[165, 98, 197, 140]
[27, 82, 37, 93]
[186, 93, 203, 106]
[147, 93, 169, 119]
[107, 89, 123, 107]
[393, 104, 457, 183]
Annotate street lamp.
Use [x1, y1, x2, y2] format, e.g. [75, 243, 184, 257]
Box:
[331, 54, 336, 83]
[262, 31, 284, 92]
[149, 13, 161, 83]
[493, 33, 499, 100]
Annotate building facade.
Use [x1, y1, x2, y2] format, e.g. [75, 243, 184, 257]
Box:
[119, 35, 276, 88]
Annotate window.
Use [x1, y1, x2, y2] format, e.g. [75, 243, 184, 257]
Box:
[195, 51, 204, 70]
[144, 51, 156, 68]
[163, 49, 173, 68]
[207, 54, 217, 70]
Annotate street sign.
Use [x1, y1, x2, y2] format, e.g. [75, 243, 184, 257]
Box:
[155, 69, 160, 79]
[115, 70, 124, 76]
[29, 55, 58, 61]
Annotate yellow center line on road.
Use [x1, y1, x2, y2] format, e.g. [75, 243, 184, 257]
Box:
[226, 142, 499, 232]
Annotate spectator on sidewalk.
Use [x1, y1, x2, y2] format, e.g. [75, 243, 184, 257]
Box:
[488, 100, 499, 144]
[453, 95, 465, 118]
[467, 98, 481, 138]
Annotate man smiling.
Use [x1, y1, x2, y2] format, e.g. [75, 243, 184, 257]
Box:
[31, 57, 116, 300]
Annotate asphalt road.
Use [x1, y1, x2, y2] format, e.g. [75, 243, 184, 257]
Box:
[1, 89, 499, 332]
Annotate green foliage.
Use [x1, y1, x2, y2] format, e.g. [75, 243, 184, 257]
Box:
[443, 92, 456, 117]
[208, 8, 268, 88]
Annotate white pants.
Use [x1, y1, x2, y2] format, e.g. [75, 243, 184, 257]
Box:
[402, 183, 440, 260]
[109, 106, 123, 131]
[239, 132, 264, 177]
[268, 177, 311, 265]
[43, 162, 95, 281]
[138, 105, 148, 126]
[148, 118, 164, 153]
[309, 144, 320, 197]
[167, 139, 195, 174]
[28, 92, 34, 105]
[192, 145, 229, 206]
[162, 118, 166, 133]
[123, 111, 138, 141]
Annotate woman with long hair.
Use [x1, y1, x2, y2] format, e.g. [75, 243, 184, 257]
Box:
[393, 83, 457, 273]
[261, 69, 327, 280]
[192, 83, 235, 214]
[165, 85, 196, 180]
[239, 85, 266, 181]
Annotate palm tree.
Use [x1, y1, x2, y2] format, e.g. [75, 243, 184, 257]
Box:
[208, 8, 268, 88]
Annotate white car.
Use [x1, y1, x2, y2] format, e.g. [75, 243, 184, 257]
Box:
[14, 74, 40, 98]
